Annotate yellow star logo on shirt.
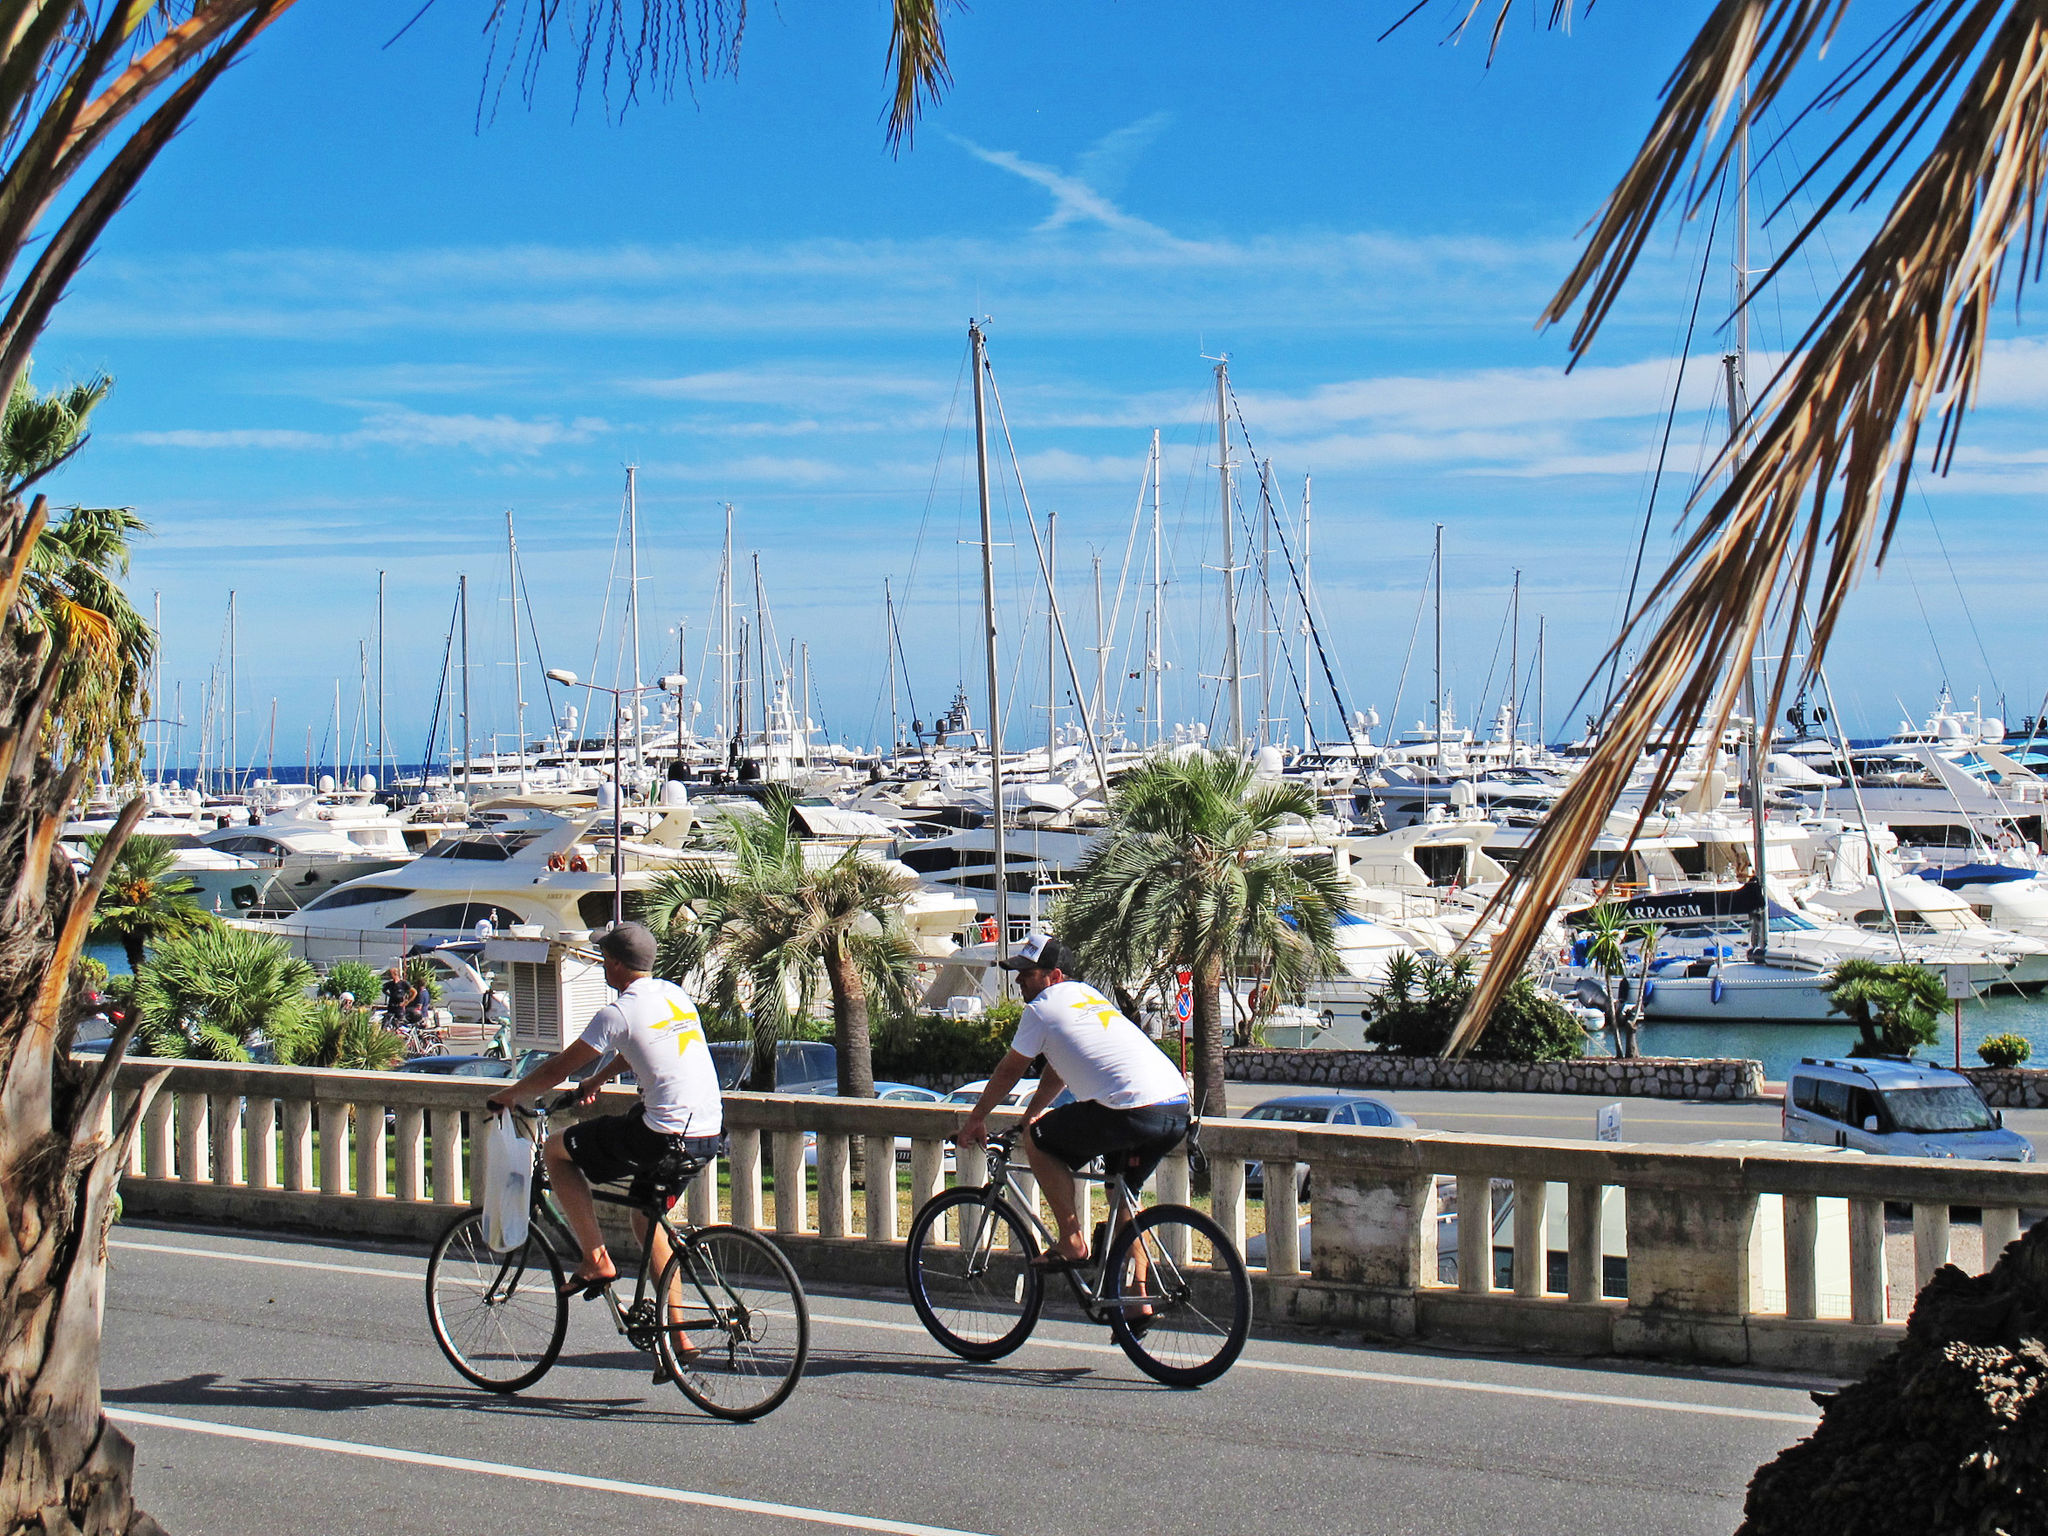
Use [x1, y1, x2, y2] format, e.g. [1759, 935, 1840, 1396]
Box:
[1075, 988, 1120, 1029]
[661, 998, 706, 1057]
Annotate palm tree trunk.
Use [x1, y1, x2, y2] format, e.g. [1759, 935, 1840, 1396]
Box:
[1190, 955, 1228, 1122]
[823, 937, 875, 1100]
[122, 934, 144, 974]
[0, 620, 168, 1532]
[745, 1004, 777, 1093]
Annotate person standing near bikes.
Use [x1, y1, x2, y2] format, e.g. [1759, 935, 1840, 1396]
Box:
[381, 964, 423, 1028]
[485, 921, 723, 1323]
[957, 933, 1190, 1271]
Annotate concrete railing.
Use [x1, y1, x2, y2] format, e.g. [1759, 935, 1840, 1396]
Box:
[105, 1059, 2048, 1374]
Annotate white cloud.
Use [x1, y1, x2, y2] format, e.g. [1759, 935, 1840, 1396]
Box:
[120, 408, 607, 457]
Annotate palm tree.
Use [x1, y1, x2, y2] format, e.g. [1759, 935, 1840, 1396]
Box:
[273, 1001, 405, 1072]
[1323, 6, 2048, 1061]
[132, 925, 315, 1063]
[1821, 958, 1947, 1059]
[0, 8, 943, 1529]
[87, 832, 212, 972]
[1058, 750, 1347, 1120]
[638, 787, 919, 1097]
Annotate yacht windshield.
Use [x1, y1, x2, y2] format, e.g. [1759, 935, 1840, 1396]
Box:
[1879, 1086, 1995, 1134]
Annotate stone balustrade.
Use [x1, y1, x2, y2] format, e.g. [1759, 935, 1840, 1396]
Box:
[1225, 1048, 1767, 1100]
[105, 1058, 2047, 1375]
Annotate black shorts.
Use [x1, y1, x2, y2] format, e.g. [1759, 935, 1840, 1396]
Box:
[559, 1105, 722, 1203]
[1029, 1100, 1190, 1191]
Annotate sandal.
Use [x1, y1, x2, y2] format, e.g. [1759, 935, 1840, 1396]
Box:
[1029, 1252, 1086, 1274]
[558, 1269, 617, 1300]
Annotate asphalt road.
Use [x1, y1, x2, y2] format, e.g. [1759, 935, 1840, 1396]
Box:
[1225, 1084, 2048, 1147]
[105, 1219, 1828, 1536]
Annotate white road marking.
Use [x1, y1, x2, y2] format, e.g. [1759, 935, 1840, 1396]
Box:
[107, 1408, 996, 1536]
[112, 1237, 1818, 1425]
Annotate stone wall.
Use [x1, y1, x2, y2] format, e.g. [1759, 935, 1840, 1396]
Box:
[1224, 1048, 1767, 1102]
[1959, 1066, 2048, 1109]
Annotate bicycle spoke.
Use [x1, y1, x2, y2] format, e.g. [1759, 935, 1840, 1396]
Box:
[426, 1211, 568, 1393]
[905, 1189, 1044, 1361]
[660, 1227, 808, 1420]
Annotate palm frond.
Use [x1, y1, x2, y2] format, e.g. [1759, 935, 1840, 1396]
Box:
[885, 0, 953, 153]
[1454, 3, 2048, 1055]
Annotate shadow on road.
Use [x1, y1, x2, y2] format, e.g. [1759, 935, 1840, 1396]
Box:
[104, 1371, 684, 1426]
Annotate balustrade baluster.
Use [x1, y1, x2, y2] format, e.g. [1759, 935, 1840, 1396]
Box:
[1210, 1156, 1246, 1272]
[1849, 1197, 1886, 1324]
[728, 1128, 763, 1230]
[1265, 1160, 1302, 1278]
[176, 1092, 207, 1184]
[283, 1099, 313, 1191]
[687, 1154, 718, 1227]
[248, 1099, 278, 1191]
[1156, 1152, 1192, 1265]
[1983, 1206, 2022, 1269]
[428, 1108, 462, 1204]
[395, 1107, 425, 1202]
[1912, 1202, 1951, 1292]
[318, 1102, 350, 1195]
[864, 1136, 897, 1242]
[1511, 1177, 1547, 1298]
[208, 1093, 243, 1187]
[771, 1131, 806, 1235]
[1567, 1182, 1602, 1303]
[142, 1091, 173, 1180]
[1457, 1174, 1492, 1294]
[1783, 1194, 1818, 1320]
[817, 1134, 850, 1239]
[909, 1140, 945, 1218]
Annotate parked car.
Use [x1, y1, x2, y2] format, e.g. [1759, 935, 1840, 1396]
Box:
[396, 1053, 516, 1079]
[710, 1040, 838, 1095]
[1782, 1057, 2034, 1162]
[801, 1082, 948, 1167]
[1240, 1092, 1416, 1198]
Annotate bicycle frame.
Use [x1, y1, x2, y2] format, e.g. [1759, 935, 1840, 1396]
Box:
[970, 1136, 1157, 1324]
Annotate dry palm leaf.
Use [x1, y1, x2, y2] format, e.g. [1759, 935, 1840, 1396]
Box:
[1447, 0, 2048, 1053]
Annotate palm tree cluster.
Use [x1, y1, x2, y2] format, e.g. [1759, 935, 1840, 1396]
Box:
[638, 787, 919, 1096]
[1820, 958, 1947, 1059]
[1057, 751, 1347, 1119]
[86, 832, 212, 972]
[131, 924, 314, 1063]
[1365, 950, 1585, 1063]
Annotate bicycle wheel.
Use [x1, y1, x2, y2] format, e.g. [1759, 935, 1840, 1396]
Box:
[426, 1209, 568, 1393]
[1103, 1203, 1251, 1387]
[657, 1226, 809, 1421]
[904, 1188, 1044, 1361]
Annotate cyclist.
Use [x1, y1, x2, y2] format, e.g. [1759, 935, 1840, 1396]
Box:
[957, 933, 1190, 1274]
[486, 921, 723, 1371]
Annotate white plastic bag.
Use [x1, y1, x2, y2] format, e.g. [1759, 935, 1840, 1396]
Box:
[480, 1110, 533, 1253]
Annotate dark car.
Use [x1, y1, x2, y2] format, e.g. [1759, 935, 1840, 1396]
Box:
[396, 1053, 516, 1079]
[709, 1040, 838, 1095]
[1241, 1092, 1416, 1199]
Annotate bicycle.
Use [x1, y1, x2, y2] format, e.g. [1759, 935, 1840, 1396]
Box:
[904, 1127, 1251, 1387]
[425, 1099, 810, 1420]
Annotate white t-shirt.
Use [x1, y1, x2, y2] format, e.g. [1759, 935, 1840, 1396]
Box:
[1012, 980, 1188, 1111]
[578, 976, 724, 1136]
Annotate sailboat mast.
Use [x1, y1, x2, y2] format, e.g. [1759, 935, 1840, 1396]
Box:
[971, 322, 1010, 960]
[1215, 361, 1243, 749]
[1509, 568, 1520, 759]
[151, 590, 162, 785]
[1092, 552, 1105, 733]
[720, 503, 734, 750]
[1301, 475, 1312, 749]
[885, 579, 900, 757]
[458, 573, 472, 799]
[1432, 524, 1444, 785]
[1149, 429, 1163, 748]
[376, 570, 386, 790]
[506, 510, 527, 789]
[1046, 509, 1057, 768]
[228, 590, 238, 795]
[1537, 616, 1546, 752]
[626, 464, 643, 786]
[1729, 83, 1770, 955]
[753, 553, 768, 757]
[267, 697, 276, 785]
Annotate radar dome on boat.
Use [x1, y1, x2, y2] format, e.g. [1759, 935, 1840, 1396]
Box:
[316, 775, 335, 793]
[1254, 745, 1285, 776]
[358, 775, 376, 793]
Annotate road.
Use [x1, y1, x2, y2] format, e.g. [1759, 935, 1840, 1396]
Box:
[1226, 1083, 2048, 1146]
[105, 1219, 1827, 1536]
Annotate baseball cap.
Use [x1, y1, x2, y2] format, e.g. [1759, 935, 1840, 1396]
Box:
[997, 933, 1075, 973]
[596, 920, 658, 971]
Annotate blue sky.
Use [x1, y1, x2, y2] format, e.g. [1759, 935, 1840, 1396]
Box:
[35, 3, 2048, 770]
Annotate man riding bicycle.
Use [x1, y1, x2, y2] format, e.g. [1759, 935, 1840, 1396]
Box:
[958, 934, 1190, 1272]
[486, 921, 722, 1372]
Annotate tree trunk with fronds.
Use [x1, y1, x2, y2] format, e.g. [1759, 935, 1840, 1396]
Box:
[0, 525, 165, 1532]
[823, 937, 875, 1101]
[1189, 954, 1228, 1123]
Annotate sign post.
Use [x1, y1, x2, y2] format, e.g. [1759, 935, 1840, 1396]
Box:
[1174, 968, 1194, 1085]
[1596, 1103, 1622, 1143]
[1944, 965, 1973, 1068]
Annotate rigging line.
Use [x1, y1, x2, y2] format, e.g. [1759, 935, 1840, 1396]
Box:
[514, 542, 563, 738]
[1604, 156, 1729, 715]
[417, 586, 463, 778]
[580, 487, 630, 748]
[1901, 559, 1951, 693]
[1473, 584, 1513, 737]
[891, 596, 923, 750]
[1378, 548, 1434, 766]
[1915, 487, 2000, 697]
[1226, 458, 1316, 743]
[1224, 386, 1366, 760]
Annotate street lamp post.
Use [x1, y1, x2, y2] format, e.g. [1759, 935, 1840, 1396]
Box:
[545, 669, 686, 929]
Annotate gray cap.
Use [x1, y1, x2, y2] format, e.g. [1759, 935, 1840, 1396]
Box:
[597, 920, 658, 971]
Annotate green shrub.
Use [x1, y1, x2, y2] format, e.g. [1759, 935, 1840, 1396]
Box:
[319, 960, 382, 1004]
[275, 1001, 405, 1071]
[1978, 1032, 2033, 1069]
[402, 955, 444, 1002]
[873, 999, 1019, 1083]
[1364, 952, 1585, 1063]
[134, 926, 314, 1061]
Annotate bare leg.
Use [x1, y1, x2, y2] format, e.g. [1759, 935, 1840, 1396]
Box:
[1023, 1136, 1089, 1261]
[542, 1135, 613, 1283]
[636, 1207, 699, 1370]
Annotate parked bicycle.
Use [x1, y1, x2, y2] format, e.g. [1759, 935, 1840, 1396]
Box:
[426, 1098, 809, 1420]
[904, 1128, 1251, 1386]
